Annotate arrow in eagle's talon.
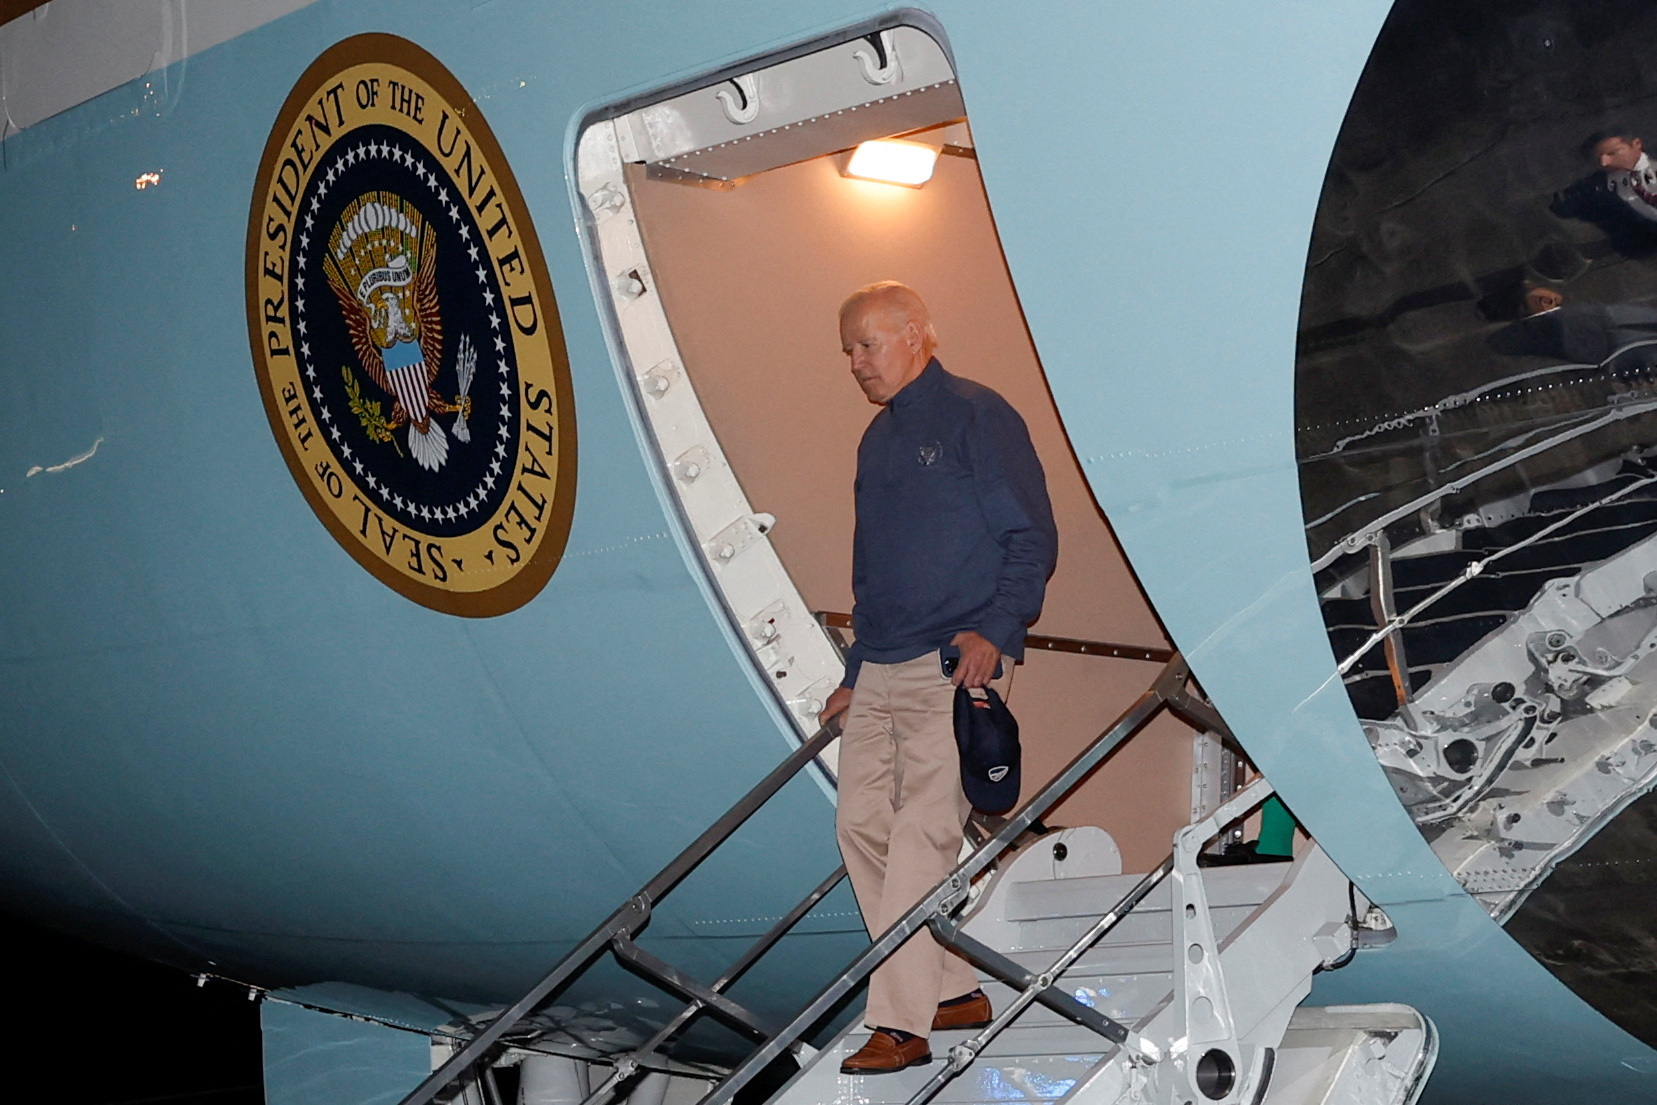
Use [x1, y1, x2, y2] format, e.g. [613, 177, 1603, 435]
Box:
[453, 333, 478, 445]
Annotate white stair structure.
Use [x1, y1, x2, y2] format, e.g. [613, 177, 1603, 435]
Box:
[404, 657, 1436, 1105]
[774, 797, 1435, 1105]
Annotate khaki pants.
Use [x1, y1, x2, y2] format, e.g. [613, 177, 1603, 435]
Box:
[835, 651, 1011, 1037]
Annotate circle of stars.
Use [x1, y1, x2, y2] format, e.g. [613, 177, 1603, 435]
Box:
[290, 135, 518, 527]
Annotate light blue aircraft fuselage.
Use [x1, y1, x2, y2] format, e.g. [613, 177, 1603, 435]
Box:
[0, 1, 1649, 1102]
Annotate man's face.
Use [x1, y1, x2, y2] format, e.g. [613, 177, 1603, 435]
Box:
[840, 304, 923, 404]
[1525, 287, 1564, 315]
[1596, 135, 1644, 172]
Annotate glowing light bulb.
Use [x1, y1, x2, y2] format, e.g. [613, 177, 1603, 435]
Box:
[844, 139, 938, 187]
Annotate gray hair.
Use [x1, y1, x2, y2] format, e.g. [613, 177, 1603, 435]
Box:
[840, 281, 939, 353]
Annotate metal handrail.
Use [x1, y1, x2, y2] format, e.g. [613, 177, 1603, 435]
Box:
[697, 653, 1223, 1105]
[1339, 469, 1657, 679]
[578, 864, 849, 1105]
[399, 721, 844, 1105]
[905, 776, 1278, 1105]
[1310, 386, 1657, 573]
[1307, 340, 1657, 569]
[404, 650, 1226, 1105]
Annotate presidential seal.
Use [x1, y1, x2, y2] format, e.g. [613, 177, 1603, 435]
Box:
[247, 35, 575, 616]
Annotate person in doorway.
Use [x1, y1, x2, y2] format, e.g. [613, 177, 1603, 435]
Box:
[1524, 285, 1566, 317]
[1490, 283, 1657, 367]
[1552, 126, 1657, 251]
[1585, 128, 1657, 224]
[818, 281, 1057, 1074]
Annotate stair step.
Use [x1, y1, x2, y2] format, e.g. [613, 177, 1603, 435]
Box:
[1262, 1004, 1436, 1105]
[791, 1026, 1111, 1105]
[780, 1003, 1434, 1105]
[971, 861, 1288, 971]
[997, 863, 1288, 924]
[971, 974, 1170, 1029]
[997, 944, 1176, 976]
[1006, 904, 1262, 954]
[765, 844, 1429, 1105]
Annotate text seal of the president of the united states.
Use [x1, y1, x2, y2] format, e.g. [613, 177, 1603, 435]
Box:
[246, 34, 575, 616]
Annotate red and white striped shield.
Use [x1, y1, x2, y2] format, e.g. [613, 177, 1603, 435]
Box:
[381, 338, 431, 427]
[386, 361, 430, 426]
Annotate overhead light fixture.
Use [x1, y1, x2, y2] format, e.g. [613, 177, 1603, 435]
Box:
[844, 139, 938, 187]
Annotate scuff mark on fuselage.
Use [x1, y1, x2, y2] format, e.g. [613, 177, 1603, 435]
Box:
[25, 436, 105, 478]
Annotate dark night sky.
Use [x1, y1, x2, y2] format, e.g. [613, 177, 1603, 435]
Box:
[0, 910, 263, 1104]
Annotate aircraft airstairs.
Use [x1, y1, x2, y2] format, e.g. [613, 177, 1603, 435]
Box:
[403, 655, 1436, 1105]
[768, 797, 1433, 1105]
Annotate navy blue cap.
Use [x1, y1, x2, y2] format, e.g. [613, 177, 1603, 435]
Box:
[954, 686, 1021, 816]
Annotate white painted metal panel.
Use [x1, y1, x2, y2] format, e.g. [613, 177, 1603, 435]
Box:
[0, 0, 319, 135]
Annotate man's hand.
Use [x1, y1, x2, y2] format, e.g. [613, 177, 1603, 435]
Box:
[819, 685, 853, 726]
[949, 631, 1001, 688]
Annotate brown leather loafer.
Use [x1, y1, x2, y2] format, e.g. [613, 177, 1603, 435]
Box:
[839, 1029, 932, 1074]
[932, 990, 993, 1031]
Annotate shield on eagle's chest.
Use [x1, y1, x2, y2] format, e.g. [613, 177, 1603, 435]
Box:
[382, 337, 431, 427]
[322, 193, 453, 471]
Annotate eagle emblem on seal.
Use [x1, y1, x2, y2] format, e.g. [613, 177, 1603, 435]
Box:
[323, 193, 475, 472]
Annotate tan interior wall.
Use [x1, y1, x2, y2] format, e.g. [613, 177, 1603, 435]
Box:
[629, 152, 1193, 871]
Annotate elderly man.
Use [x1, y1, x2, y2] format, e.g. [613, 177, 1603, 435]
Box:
[819, 282, 1057, 1074]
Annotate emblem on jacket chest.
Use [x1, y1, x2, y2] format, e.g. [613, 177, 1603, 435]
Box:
[247, 35, 576, 616]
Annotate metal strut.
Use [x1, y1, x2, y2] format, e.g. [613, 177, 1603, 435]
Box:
[402, 652, 1232, 1105]
[577, 864, 848, 1105]
[398, 722, 843, 1105]
[900, 780, 1279, 1105]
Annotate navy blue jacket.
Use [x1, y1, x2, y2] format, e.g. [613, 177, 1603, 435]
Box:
[842, 359, 1058, 687]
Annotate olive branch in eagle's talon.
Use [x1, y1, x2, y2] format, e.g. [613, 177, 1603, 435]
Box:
[343, 365, 405, 456]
